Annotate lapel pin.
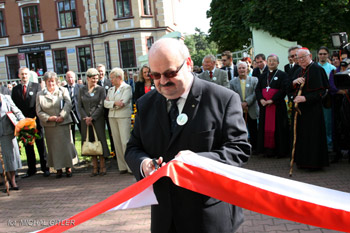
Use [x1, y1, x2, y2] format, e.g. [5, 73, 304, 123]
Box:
[212, 77, 217, 81]
[177, 113, 188, 126]
[29, 91, 34, 95]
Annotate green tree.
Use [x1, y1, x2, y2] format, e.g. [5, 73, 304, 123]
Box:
[184, 28, 218, 66]
[208, 0, 350, 51]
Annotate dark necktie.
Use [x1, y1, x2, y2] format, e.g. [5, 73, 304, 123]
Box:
[169, 98, 180, 134]
[227, 67, 232, 81]
[209, 71, 213, 79]
[23, 85, 27, 100]
[69, 86, 76, 111]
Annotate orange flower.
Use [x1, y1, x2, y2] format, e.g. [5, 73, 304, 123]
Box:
[15, 117, 37, 136]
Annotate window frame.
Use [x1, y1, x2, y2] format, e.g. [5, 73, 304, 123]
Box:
[145, 36, 154, 53]
[52, 48, 69, 75]
[20, 4, 41, 34]
[113, 0, 133, 19]
[5, 54, 20, 80]
[99, 0, 107, 23]
[56, 0, 78, 29]
[141, 0, 152, 17]
[0, 10, 7, 37]
[76, 45, 93, 72]
[104, 41, 112, 70]
[118, 38, 136, 68]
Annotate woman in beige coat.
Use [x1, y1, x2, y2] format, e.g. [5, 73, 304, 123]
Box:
[36, 71, 77, 178]
[104, 68, 132, 173]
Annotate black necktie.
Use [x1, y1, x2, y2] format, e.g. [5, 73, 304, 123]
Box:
[69, 86, 76, 111]
[227, 67, 232, 80]
[169, 98, 180, 134]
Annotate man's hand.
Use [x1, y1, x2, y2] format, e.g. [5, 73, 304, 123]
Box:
[265, 99, 273, 105]
[84, 117, 93, 126]
[293, 77, 305, 86]
[260, 99, 267, 106]
[294, 96, 306, 103]
[142, 157, 164, 177]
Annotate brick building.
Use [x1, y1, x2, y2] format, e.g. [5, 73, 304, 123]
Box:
[0, 0, 181, 80]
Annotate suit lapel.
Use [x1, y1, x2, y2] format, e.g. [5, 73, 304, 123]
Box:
[168, 77, 201, 148]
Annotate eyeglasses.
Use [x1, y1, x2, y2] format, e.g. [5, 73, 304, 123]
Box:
[150, 59, 187, 80]
[290, 54, 297, 58]
[221, 59, 227, 62]
[318, 53, 328, 56]
[297, 54, 309, 60]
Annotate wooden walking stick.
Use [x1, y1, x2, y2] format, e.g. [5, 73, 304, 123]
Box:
[289, 81, 305, 177]
[0, 147, 10, 195]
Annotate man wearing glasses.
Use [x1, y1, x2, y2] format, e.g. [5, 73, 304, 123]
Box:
[220, 50, 238, 80]
[125, 38, 250, 233]
[291, 47, 329, 170]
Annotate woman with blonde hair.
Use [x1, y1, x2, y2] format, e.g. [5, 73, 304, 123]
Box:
[134, 65, 154, 102]
[104, 68, 132, 174]
[78, 68, 110, 176]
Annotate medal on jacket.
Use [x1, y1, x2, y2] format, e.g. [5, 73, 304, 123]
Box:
[177, 113, 188, 126]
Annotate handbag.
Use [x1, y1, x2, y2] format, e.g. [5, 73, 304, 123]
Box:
[81, 124, 103, 156]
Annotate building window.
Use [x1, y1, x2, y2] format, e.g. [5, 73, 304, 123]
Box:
[57, 0, 77, 28]
[143, 0, 152, 16]
[119, 39, 136, 68]
[146, 36, 154, 52]
[6, 55, 19, 80]
[105, 42, 111, 70]
[77, 46, 92, 72]
[22, 5, 40, 33]
[99, 0, 106, 22]
[115, 0, 131, 18]
[53, 49, 68, 74]
[0, 11, 6, 37]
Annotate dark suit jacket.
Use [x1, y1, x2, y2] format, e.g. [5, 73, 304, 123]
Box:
[12, 82, 41, 118]
[284, 63, 292, 74]
[252, 65, 269, 79]
[98, 77, 112, 117]
[125, 75, 250, 233]
[221, 65, 238, 80]
[64, 83, 83, 120]
[133, 81, 155, 103]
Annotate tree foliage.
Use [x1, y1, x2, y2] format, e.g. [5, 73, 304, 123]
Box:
[184, 28, 218, 66]
[208, 0, 350, 51]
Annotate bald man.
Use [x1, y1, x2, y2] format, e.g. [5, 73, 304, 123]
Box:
[125, 38, 250, 233]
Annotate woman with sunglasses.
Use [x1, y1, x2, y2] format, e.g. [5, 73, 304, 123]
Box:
[134, 65, 155, 102]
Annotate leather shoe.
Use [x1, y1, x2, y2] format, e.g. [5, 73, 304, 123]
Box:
[22, 172, 36, 178]
[119, 170, 127, 174]
[43, 170, 50, 177]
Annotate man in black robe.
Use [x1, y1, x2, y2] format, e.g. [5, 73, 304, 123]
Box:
[255, 54, 290, 157]
[291, 48, 329, 169]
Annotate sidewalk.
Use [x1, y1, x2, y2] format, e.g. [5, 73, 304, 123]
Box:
[0, 155, 349, 233]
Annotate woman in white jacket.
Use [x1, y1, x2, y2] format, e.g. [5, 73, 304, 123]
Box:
[104, 68, 132, 174]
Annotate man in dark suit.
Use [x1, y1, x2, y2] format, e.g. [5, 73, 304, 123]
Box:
[125, 38, 250, 233]
[64, 71, 83, 144]
[221, 50, 238, 80]
[284, 55, 294, 74]
[97, 64, 114, 155]
[252, 53, 269, 79]
[11, 67, 49, 177]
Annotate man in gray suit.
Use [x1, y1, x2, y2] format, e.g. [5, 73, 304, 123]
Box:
[64, 71, 83, 144]
[198, 54, 229, 88]
[230, 61, 259, 152]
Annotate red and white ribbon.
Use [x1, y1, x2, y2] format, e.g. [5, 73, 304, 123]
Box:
[36, 154, 350, 233]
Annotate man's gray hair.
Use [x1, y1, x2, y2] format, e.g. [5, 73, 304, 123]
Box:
[267, 54, 280, 63]
[202, 54, 216, 64]
[237, 61, 248, 68]
[288, 45, 302, 54]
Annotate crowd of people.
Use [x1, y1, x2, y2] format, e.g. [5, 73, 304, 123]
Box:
[196, 46, 350, 170]
[0, 41, 348, 192]
[0, 38, 349, 231]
